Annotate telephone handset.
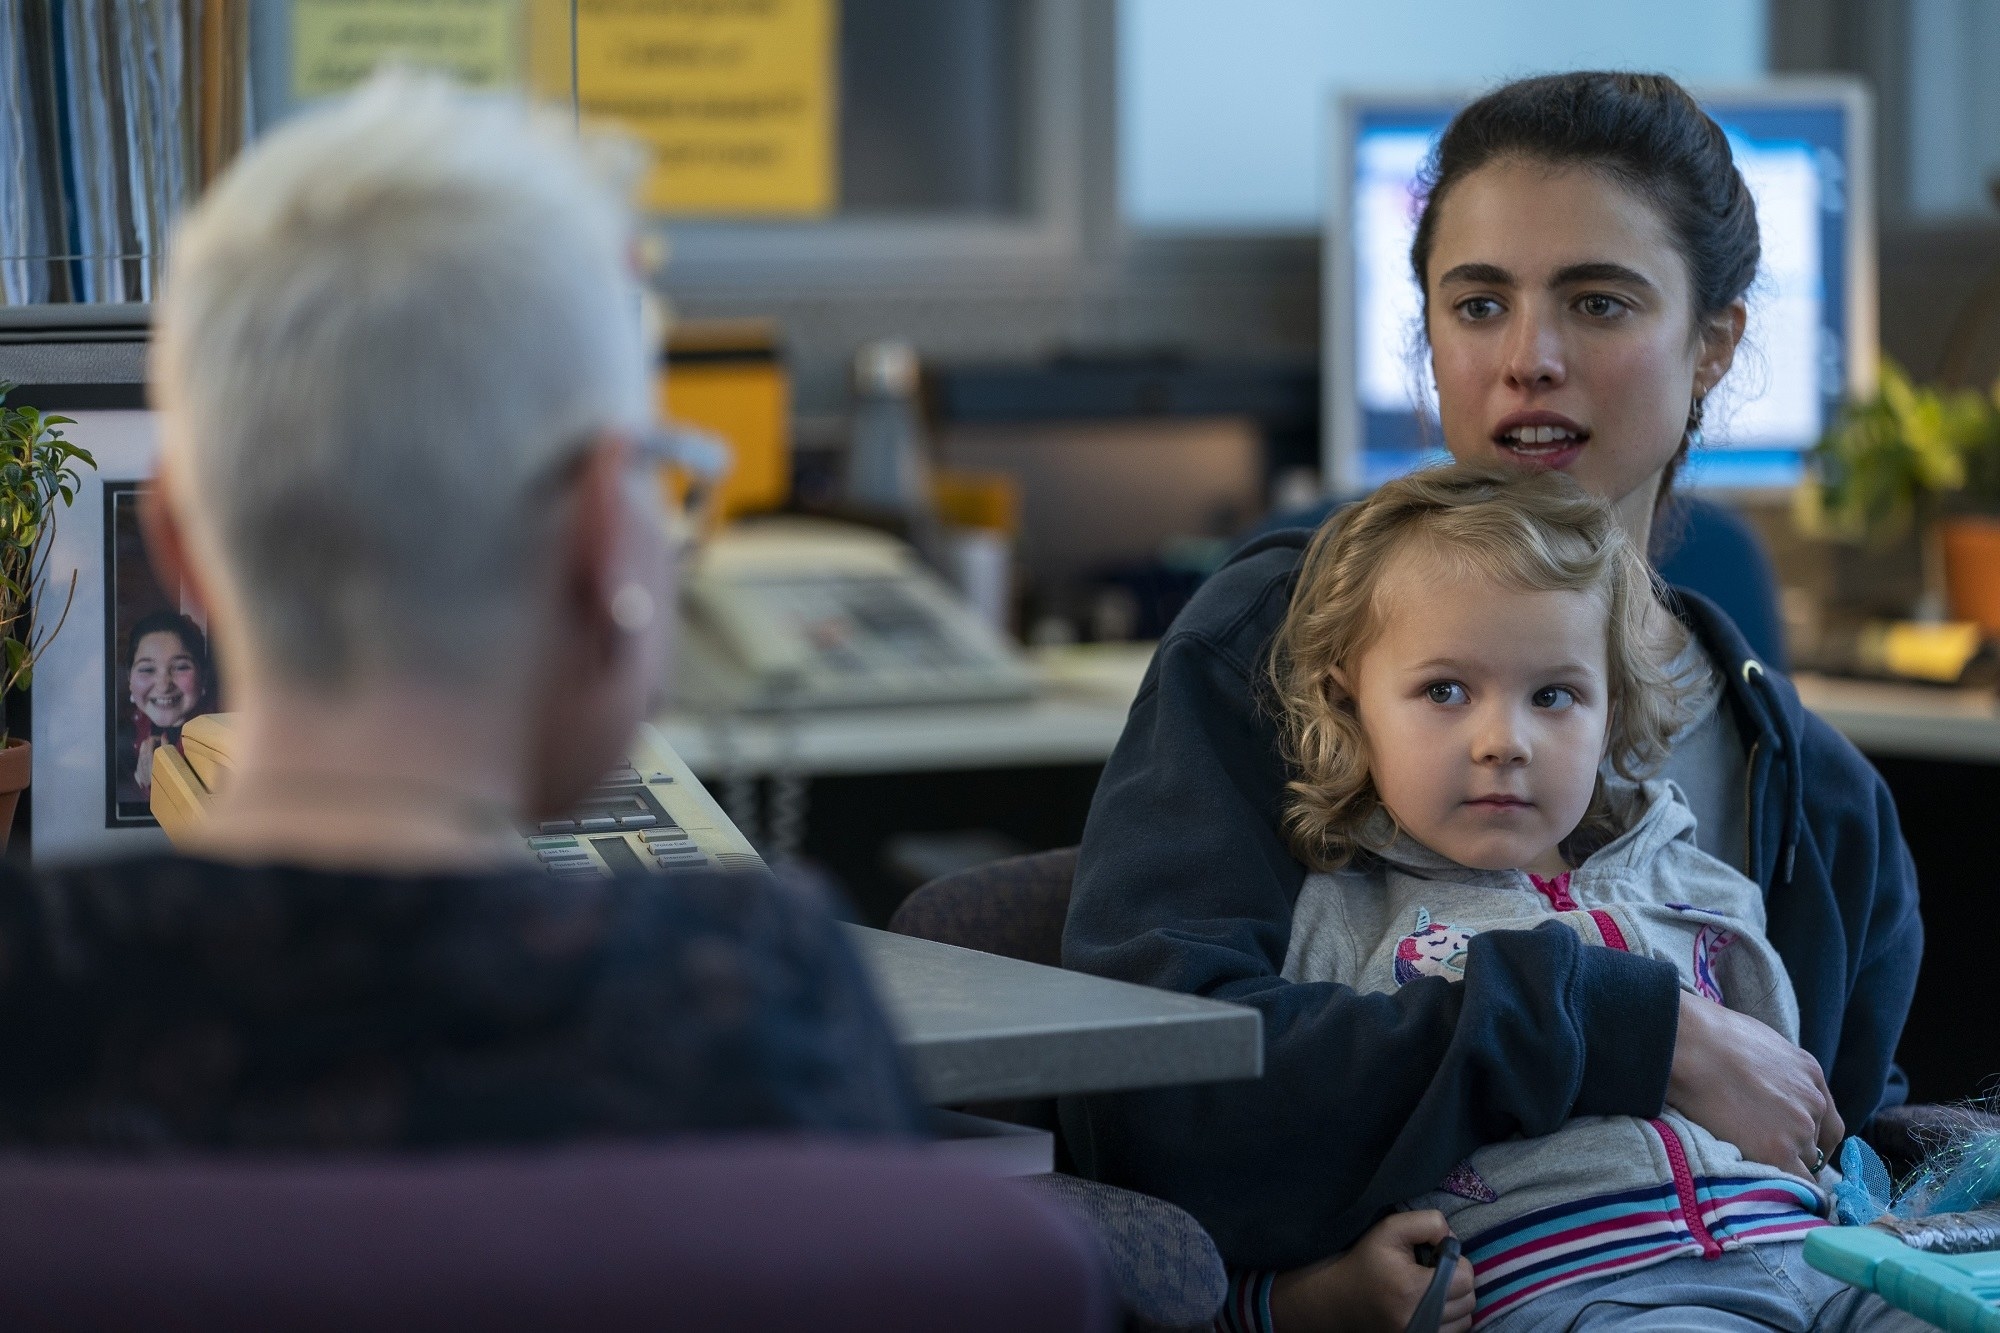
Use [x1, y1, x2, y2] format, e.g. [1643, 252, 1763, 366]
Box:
[672, 517, 1035, 712]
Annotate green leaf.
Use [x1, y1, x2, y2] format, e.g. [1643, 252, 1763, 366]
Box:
[1804, 356, 2000, 544]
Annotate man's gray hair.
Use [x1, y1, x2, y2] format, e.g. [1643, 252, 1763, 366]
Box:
[156, 71, 650, 688]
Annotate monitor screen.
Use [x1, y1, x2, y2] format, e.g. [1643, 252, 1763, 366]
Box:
[1331, 84, 1874, 493]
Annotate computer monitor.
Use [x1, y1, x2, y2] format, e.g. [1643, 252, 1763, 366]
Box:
[1324, 79, 1876, 495]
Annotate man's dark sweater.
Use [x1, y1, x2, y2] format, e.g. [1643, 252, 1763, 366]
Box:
[0, 857, 923, 1148]
[1059, 528, 1923, 1272]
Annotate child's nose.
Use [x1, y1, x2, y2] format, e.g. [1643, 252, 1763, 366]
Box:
[1474, 705, 1531, 765]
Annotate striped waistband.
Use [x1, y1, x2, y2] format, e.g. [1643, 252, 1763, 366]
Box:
[1465, 1175, 1827, 1327]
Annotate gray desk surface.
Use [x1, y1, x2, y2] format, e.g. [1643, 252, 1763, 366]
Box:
[654, 644, 1152, 777]
[660, 652, 2000, 776]
[1792, 673, 2000, 765]
[844, 924, 1263, 1106]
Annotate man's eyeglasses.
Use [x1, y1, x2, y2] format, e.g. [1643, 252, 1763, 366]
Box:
[630, 424, 730, 552]
[535, 424, 732, 555]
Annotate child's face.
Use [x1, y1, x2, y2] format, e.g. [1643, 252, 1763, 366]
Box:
[129, 630, 202, 729]
[1345, 552, 1610, 875]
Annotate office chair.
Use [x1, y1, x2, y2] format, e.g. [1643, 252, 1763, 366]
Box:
[890, 846, 1229, 1333]
[0, 1142, 1114, 1333]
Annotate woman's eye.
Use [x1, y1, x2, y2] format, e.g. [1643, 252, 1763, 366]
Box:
[1533, 686, 1577, 710]
[1425, 682, 1468, 705]
[1456, 297, 1501, 322]
[1577, 294, 1626, 319]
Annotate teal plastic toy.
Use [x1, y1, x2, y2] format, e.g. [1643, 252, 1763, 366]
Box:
[1805, 1227, 2000, 1332]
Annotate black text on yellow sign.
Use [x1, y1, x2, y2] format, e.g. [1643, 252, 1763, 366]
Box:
[577, 0, 837, 217]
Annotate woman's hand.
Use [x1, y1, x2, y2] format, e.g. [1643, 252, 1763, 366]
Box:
[1669, 989, 1843, 1179]
[1269, 1209, 1474, 1333]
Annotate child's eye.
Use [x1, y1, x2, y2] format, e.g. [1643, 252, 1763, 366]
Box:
[1577, 293, 1627, 319]
[1425, 682, 1468, 705]
[1456, 297, 1501, 322]
[1533, 686, 1578, 710]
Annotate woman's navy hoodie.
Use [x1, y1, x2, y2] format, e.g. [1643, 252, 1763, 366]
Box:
[1058, 527, 1923, 1272]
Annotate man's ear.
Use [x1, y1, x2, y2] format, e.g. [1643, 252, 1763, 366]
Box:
[138, 470, 209, 616]
[557, 434, 632, 663]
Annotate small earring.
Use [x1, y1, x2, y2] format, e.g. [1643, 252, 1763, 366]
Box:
[609, 583, 655, 633]
[1685, 396, 1706, 451]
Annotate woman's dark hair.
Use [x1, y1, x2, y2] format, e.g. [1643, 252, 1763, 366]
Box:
[126, 609, 214, 707]
[1408, 72, 1761, 498]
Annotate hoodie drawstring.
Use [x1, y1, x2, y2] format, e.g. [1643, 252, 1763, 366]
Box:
[1740, 659, 1800, 885]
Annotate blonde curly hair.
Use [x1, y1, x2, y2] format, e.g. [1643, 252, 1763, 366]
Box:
[1268, 466, 1692, 871]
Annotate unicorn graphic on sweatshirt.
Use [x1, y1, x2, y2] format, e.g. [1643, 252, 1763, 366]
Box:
[1392, 907, 1476, 986]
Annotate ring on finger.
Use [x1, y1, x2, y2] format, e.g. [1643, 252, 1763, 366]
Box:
[1809, 1145, 1827, 1172]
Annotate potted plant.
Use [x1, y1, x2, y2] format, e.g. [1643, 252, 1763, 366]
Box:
[1797, 359, 2000, 635]
[0, 382, 97, 847]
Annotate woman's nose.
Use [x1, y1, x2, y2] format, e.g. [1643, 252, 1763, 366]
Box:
[1500, 303, 1565, 391]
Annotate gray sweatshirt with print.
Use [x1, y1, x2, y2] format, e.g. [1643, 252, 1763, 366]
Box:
[1282, 780, 1830, 1316]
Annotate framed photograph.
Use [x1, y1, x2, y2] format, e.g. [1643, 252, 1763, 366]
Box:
[33, 409, 177, 862]
[102, 481, 220, 827]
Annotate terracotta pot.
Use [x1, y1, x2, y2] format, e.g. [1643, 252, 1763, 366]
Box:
[1942, 516, 2000, 638]
[0, 737, 28, 851]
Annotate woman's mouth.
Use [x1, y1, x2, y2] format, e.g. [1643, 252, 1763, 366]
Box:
[1492, 415, 1589, 469]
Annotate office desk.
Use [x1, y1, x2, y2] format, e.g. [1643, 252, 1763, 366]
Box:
[846, 924, 1263, 1105]
[1791, 673, 2000, 765]
[658, 650, 2000, 775]
[654, 645, 1153, 778]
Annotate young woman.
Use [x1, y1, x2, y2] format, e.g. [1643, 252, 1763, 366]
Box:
[1060, 72, 1923, 1331]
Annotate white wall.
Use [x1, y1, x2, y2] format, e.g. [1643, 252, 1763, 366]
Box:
[1905, 0, 2000, 218]
[1120, 0, 1770, 231]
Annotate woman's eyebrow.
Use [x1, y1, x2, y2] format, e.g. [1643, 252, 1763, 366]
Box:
[1550, 261, 1657, 291]
[1436, 261, 1512, 287]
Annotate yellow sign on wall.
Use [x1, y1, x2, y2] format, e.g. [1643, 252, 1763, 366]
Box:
[292, 0, 522, 97]
[576, 0, 837, 217]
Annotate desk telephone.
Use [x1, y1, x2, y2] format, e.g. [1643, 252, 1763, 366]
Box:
[151, 715, 763, 879]
[673, 517, 1035, 712]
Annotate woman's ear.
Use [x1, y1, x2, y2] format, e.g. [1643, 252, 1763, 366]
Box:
[1694, 298, 1748, 398]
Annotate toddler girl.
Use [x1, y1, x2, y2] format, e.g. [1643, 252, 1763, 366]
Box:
[1251, 466, 1856, 1331]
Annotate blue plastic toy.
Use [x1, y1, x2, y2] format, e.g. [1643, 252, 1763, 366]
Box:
[1804, 1227, 2000, 1333]
[1807, 1136, 2000, 1332]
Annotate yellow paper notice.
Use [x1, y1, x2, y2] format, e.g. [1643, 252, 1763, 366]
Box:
[292, 0, 522, 97]
[577, 0, 837, 217]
